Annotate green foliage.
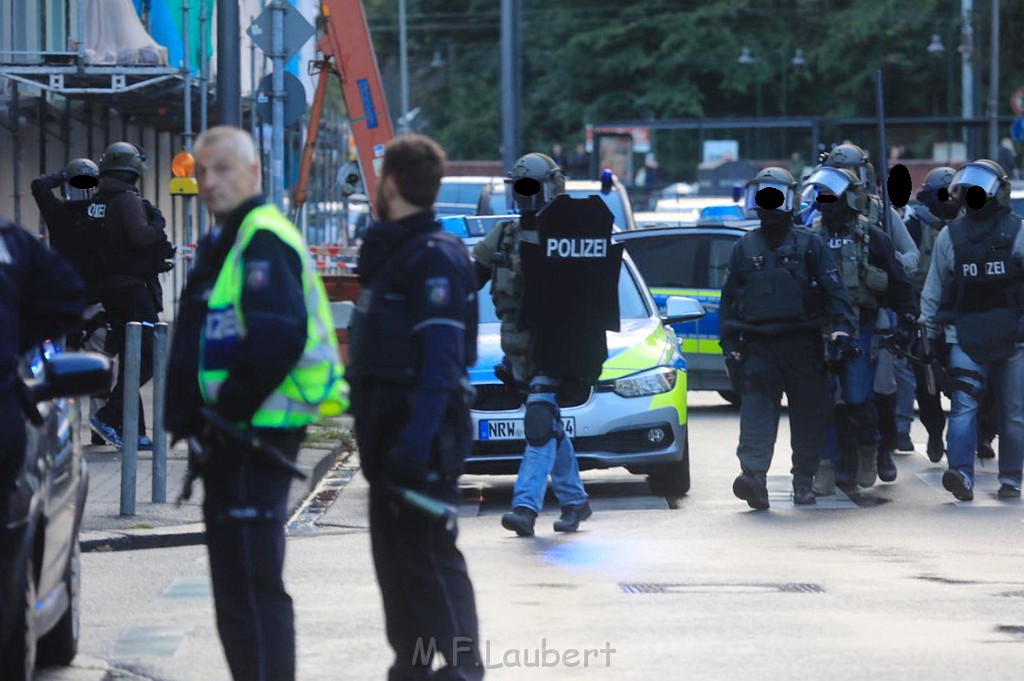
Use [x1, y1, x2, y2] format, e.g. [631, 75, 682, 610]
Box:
[362, 0, 1024, 161]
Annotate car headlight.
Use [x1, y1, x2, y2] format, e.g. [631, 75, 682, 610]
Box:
[608, 367, 677, 398]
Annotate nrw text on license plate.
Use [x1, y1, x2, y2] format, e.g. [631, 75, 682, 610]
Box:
[478, 418, 576, 441]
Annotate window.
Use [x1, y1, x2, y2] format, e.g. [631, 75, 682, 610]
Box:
[621, 235, 702, 289]
[707, 237, 740, 289]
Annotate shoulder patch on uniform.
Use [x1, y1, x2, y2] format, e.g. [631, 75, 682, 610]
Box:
[245, 260, 271, 290]
[826, 268, 841, 286]
[425, 276, 450, 307]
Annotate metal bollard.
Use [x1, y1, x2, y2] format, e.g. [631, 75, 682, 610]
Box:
[120, 322, 142, 516]
[152, 323, 169, 503]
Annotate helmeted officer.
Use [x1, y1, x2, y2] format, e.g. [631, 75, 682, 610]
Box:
[899, 166, 958, 461]
[921, 159, 1024, 502]
[348, 134, 483, 681]
[805, 166, 916, 494]
[89, 142, 169, 449]
[473, 153, 607, 535]
[821, 144, 920, 477]
[166, 126, 347, 681]
[0, 217, 85, 488]
[719, 167, 857, 509]
[30, 158, 104, 296]
[31, 158, 112, 435]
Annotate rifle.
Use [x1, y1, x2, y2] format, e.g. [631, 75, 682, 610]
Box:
[175, 407, 308, 506]
[877, 324, 937, 396]
[875, 69, 892, 235]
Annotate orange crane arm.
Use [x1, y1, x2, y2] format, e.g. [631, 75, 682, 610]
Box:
[293, 0, 394, 211]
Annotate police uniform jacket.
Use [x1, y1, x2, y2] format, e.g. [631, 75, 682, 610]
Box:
[94, 177, 165, 290]
[166, 196, 308, 440]
[350, 211, 477, 479]
[31, 173, 106, 301]
[719, 225, 857, 353]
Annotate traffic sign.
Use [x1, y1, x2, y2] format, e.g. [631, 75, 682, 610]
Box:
[256, 73, 308, 127]
[1011, 86, 1024, 117]
[1012, 118, 1024, 144]
[247, 2, 315, 64]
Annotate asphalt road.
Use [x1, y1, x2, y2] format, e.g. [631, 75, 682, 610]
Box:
[40, 393, 1024, 680]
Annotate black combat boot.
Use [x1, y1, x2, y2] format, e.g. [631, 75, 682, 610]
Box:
[733, 472, 770, 510]
[553, 502, 592, 533]
[501, 506, 537, 536]
[792, 480, 816, 506]
[877, 449, 898, 483]
[927, 435, 945, 463]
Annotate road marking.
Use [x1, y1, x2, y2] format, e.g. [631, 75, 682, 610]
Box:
[767, 475, 857, 509]
[111, 625, 188, 658]
[159, 578, 211, 600]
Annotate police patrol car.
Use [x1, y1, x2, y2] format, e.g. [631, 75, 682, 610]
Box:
[614, 223, 756, 405]
[441, 215, 705, 496]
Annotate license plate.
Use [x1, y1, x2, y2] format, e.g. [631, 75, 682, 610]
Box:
[478, 417, 576, 441]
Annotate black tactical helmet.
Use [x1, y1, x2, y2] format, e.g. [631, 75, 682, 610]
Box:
[949, 158, 1011, 207]
[805, 166, 866, 212]
[63, 158, 99, 201]
[506, 152, 565, 214]
[743, 166, 797, 213]
[99, 141, 147, 178]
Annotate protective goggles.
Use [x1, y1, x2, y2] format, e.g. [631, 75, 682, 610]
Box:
[742, 181, 796, 212]
[949, 165, 1001, 197]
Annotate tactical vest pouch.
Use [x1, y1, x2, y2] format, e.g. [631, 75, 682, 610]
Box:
[956, 309, 1019, 363]
[742, 269, 805, 322]
[863, 263, 889, 294]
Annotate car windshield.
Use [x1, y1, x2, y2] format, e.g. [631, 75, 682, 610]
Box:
[477, 261, 648, 324]
[621, 235, 702, 289]
[436, 179, 492, 217]
[485, 187, 627, 230]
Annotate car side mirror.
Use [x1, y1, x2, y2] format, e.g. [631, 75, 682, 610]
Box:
[661, 296, 705, 325]
[23, 352, 113, 405]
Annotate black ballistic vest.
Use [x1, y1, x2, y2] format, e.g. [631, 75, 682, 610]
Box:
[940, 212, 1024, 362]
[737, 228, 814, 324]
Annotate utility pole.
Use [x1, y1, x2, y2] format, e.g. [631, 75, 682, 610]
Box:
[961, 0, 974, 150]
[987, 0, 1000, 160]
[399, 0, 409, 130]
[271, 0, 285, 209]
[216, 0, 242, 125]
[500, 0, 521, 170]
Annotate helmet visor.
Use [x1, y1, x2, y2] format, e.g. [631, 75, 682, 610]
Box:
[805, 167, 852, 198]
[743, 181, 795, 212]
[950, 165, 1001, 197]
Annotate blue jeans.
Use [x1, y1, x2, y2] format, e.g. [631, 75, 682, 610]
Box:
[946, 343, 1024, 486]
[823, 324, 879, 467]
[511, 376, 588, 512]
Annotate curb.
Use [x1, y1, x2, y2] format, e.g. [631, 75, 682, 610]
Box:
[80, 443, 345, 553]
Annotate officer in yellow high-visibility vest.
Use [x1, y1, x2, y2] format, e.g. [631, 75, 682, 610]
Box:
[166, 125, 346, 681]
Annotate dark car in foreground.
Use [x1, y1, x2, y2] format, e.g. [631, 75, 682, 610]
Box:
[0, 345, 111, 681]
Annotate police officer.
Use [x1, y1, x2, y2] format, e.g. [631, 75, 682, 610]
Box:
[31, 158, 111, 435]
[348, 134, 483, 681]
[89, 142, 168, 449]
[921, 159, 1024, 501]
[820, 143, 920, 479]
[805, 166, 916, 494]
[899, 167, 958, 461]
[473, 153, 595, 535]
[166, 126, 347, 681]
[719, 168, 857, 509]
[0, 216, 85, 488]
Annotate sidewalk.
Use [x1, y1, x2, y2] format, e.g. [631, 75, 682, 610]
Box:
[79, 415, 354, 552]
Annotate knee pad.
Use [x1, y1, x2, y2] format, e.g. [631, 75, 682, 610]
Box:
[524, 401, 559, 446]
